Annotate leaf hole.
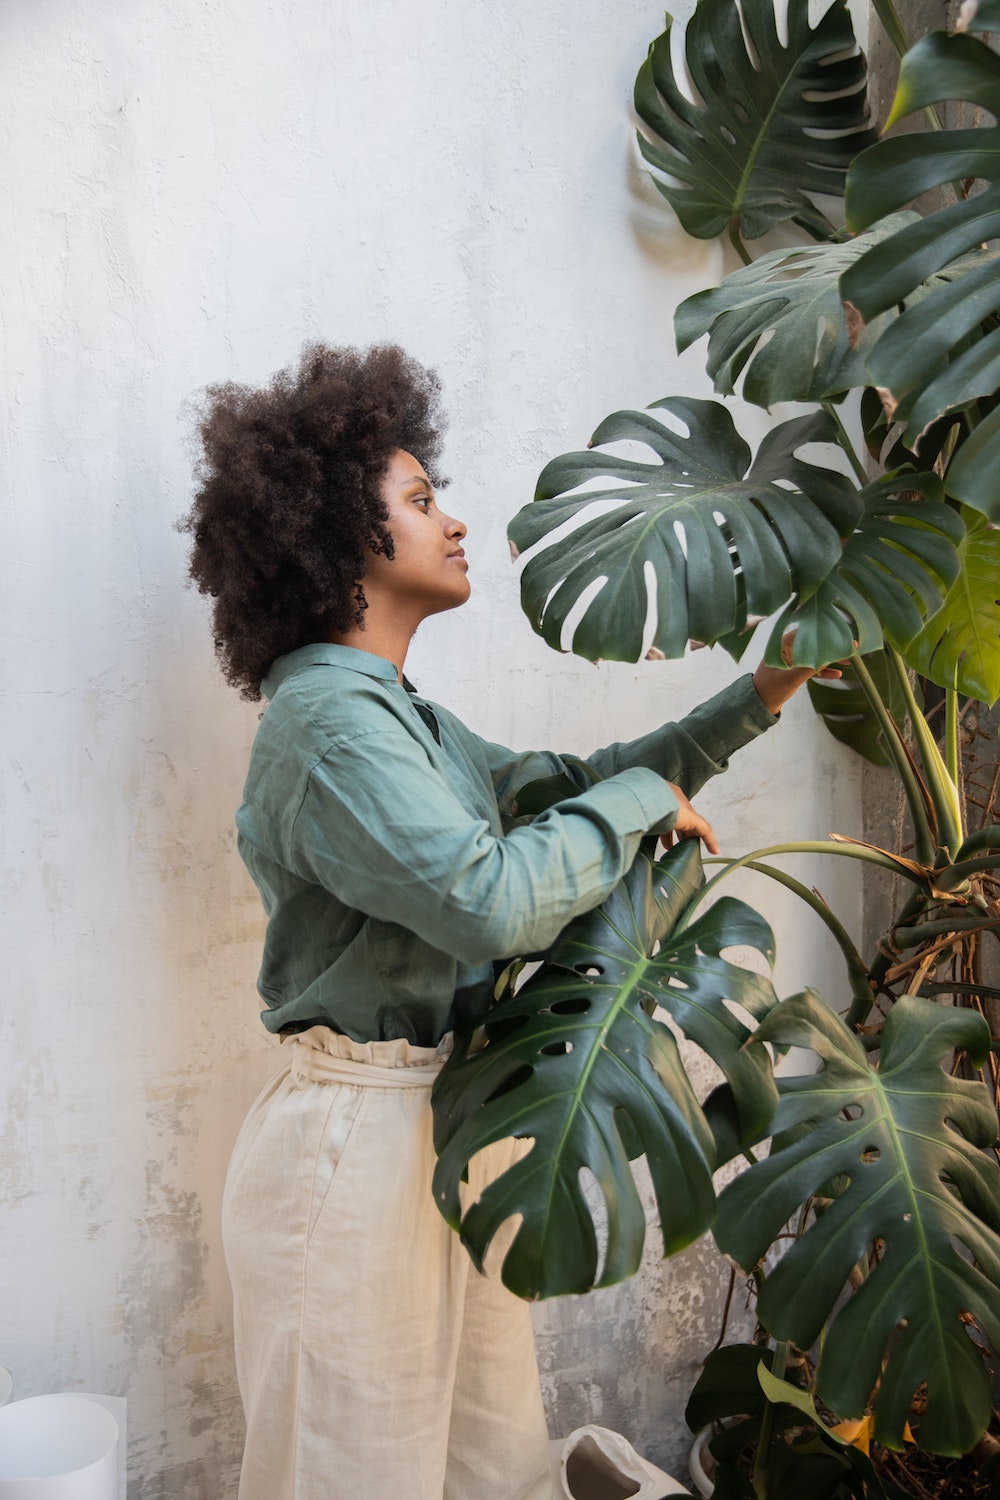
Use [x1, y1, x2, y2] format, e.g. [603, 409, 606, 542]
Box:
[574, 964, 603, 976]
[541, 1040, 573, 1056]
[577, 1163, 609, 1284]
[902, 1212, 912, 1223]
[860, 1146, 880, 1164]
[722, 996, 757, 1032]
[720, 943, 771, 976]
[672, 518, 688, 558]
[560, 574, 610, 653]
[484, 1064, 534, 1105]
[841, 1103, 863, 1121]
[486, 1011, 532, 1042]
[551, 997, 591, 1015]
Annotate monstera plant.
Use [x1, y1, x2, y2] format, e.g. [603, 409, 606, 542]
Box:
[431, 0, 1000, 1490]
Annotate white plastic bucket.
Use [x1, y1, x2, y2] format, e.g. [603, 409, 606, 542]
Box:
[550, 1426, 692, 1498]
[0, 1395, 118, 1499]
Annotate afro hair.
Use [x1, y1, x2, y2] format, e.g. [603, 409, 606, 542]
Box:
[182, 342, 446, 698]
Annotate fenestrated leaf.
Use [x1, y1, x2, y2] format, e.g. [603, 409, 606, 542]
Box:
[634, 0, 874, 241]
[674, 216, 914, 407]
[905, 508, 1000, 704]
[430, 841, 779, 1298]
[842, 32, 1000, 517]
[762, 470, 963, 666]
[807, 647, 918, 767]
[715, 991, 1000, 1455]
[510, 401, 858, 663]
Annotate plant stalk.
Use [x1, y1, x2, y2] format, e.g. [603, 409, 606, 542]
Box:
[870, 0, 946, 132]
[946, 689, 960, 786]
[893, 912, 1000, 946]
[727, 219, 752, 266]
[734, 860, 873, 1014]
[869, 0, 911, 62]
[850, 651, 937, 867]
[865, 885, 930, 1005]
[697, 840, 930, 917]
[822, 401, 868, 486]
[751, 1340, 790, 1499]
[885, 646, 963, 857]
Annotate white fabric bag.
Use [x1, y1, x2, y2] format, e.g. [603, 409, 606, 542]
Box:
[549, 1425, 691, 1499]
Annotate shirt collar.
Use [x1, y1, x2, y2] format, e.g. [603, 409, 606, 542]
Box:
[262, 642, 400, 699]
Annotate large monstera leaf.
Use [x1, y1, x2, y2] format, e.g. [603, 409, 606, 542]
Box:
[634, 0, 875, 242]
[905, 508, 1000, 704]
[762, 470, 963, 666]
[431, 841, 779, 1299]
[510, 401, 859, 663]
[675, 215, 914, 407]
[715, 991, 1000, 1455]
[842, 31, 1000, 518]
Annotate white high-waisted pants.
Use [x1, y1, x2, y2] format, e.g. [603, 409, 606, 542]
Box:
[222, 1026, 552, 1500]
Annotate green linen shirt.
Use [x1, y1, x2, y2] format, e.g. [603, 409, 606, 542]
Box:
[236, 642, 777, 1045]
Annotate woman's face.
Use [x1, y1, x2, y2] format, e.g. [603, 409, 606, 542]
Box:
[362, 449, 471, 622]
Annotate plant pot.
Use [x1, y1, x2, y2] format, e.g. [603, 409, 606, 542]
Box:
[686, 1427, 715, 1499]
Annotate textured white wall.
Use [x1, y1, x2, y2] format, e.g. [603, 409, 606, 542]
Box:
[1, 0, 863, 1492]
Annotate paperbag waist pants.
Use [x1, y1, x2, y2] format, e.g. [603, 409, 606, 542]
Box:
[221, 1026, 552, 1500]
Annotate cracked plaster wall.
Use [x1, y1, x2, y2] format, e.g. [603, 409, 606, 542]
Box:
[2, 0, 863, 1490]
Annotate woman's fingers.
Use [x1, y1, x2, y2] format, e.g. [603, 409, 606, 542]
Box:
[664, 784, 719, 855]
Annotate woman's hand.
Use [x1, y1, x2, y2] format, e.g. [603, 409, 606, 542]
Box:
[663, 783, 719, 855]
[752, 632, 846, 715]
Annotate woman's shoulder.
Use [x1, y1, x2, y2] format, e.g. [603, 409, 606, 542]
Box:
[243, 663, 412, 814]
[263, 661, 410, 750]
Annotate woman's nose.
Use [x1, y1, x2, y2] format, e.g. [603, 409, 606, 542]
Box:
[444, 511, 467, 539]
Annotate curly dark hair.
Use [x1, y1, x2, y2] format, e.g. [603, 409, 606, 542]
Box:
[182, 343, 446, 698]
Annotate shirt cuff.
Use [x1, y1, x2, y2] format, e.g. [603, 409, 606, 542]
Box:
[599, 767, 681, 837]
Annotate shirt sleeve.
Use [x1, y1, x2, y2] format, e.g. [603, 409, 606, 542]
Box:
[477, 673, 778, 817]
[280, 722, 681, 967]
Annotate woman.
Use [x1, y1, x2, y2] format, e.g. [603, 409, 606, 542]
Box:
[184, 343, 826, 1500]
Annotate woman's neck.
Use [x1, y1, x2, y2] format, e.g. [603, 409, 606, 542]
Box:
[328, 615, 416, 683]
